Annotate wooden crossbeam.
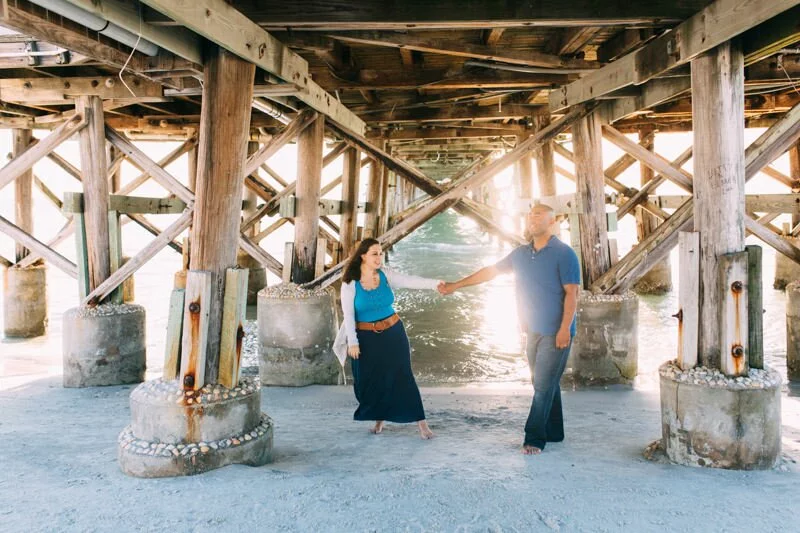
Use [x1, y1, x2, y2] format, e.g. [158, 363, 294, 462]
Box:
[140, 0, 365, 133]
[328, 31, 598, 70]
[117, 137, 197, 196]
[0, 114, 86, 192]
[617, 147, 694, 219]
[0, 76, 164, 104]
[550, 0, 800, 111]
[306, 104, 595, 289]
[82, 209, 194, 305]
[0, 215, 77, 277]
[243, 109, 318, 177]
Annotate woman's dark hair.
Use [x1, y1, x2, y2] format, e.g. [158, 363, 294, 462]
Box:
[342, 238, 380, 283]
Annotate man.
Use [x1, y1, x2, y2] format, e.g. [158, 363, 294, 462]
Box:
[441, 204, 580, 455]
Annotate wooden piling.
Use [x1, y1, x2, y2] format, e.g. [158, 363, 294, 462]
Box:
[533, 115, 556, 198]
[76, 95, 111, 294]
[365, 140, 385, 238]
[747, 244, 764, 369]
[691, 40, 746, 370]
[188, 43, 255, 384]
[573, 112, 611, 287]
[293, 115, 325, 283]
[12, 128, 33, 262]
[340, 146, 360, 257]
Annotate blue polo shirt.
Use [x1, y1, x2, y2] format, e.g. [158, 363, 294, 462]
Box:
[495, 236, 581, 336]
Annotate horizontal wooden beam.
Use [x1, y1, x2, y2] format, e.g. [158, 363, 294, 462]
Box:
[63, 194, 187, 215]
[232, 1, 713, 30]
[551, 0, 800, 111]
[362, 104, 542, 124]
[327, 31, 598, 70]
[140, 0, 365, 134]
[367, 126, 525, 140]
[651, 193, 800, 214]
[0, 76, 164, 104]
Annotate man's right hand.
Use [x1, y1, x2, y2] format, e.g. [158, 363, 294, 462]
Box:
[438, 282, 457, 295]
[348, 345, 360, 359]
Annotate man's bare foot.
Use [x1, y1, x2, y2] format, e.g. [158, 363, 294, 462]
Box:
[369, 421, 384, 434]
[418, 420, 434, 440]
[521, 444, 542, 455]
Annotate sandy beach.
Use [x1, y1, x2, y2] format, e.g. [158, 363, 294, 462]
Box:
[2, 367, 800, 532]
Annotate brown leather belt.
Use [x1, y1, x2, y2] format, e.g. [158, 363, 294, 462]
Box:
[356, 313, 400, 333]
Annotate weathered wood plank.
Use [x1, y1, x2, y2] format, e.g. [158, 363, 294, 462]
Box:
[180, 270, 213, 390]
[340, 147, 360, 257]
[108, 210, 124, 304]
[0, 214, 77, 278]
[314, 238, 328, 277]
[746, 245, 764, 370]
[238, 234, 284, 278]
[677, 232, 700, 370]
[243, 109, 318, 178]
[617, 147, 694, 219]
[12, 128, 32, 261]
[218, 268, 248, 388]
[0, 76, 164, 104]
[117, 137, 197, 196]
[364, 142, 384, 237]
[283, 242, 294, 283]
[719, 252, 749, 377]
[163, 288, 186, 381]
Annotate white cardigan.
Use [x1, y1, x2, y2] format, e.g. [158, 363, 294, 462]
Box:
[332, 267, 440, 366]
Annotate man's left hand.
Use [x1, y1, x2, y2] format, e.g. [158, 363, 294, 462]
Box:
[555, 328, 571, 349]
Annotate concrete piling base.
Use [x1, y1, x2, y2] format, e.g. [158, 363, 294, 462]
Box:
[118, 377, 273, 477]
[62, 303, 146, 388]
[774, 239, 800, 289]
[633, 259, 672, 295]
[658, 361, 782, 469]
[258, 284, 339, 386]
[786, 282, 800, 381]
[237, 251, 267, 306]
[567, 292, 638, 386]
[3, 264, 47, 338]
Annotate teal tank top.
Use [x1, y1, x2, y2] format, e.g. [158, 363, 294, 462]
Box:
[354, 270, 395, 322]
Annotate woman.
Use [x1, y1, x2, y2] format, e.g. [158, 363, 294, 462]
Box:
[338, 238, 442, 439]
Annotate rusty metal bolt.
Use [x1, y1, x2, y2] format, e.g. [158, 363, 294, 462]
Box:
[237, 327, 245, 340]
[671, 309, 683, 321]
[183, 374, 195, 388]
[731, 281, 743, 293]
[188, 302, 200, 314]
[731, 345, 745, 358]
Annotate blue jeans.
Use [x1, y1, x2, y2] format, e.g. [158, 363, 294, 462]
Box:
[524, 334, 572, 449]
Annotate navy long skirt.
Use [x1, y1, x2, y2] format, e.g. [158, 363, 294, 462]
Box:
[351, 319, 426, 423]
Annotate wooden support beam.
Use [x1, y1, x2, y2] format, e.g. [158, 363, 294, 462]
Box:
[340, 146, 360, 256]
[218, 268, 248, 388]
[140, 0, 365, 133]
[117, 137, 197, 196]
[293, 115, 325, 282]
[550, 0, 799, 111]
[305, 104, 596, 289]
[106, 126, 194, 204]
[677, 232, 700, 370]
[187, 43, 255, 384]
[329, 31, 598, 70]
[483, 29, 505, 47]
[163, 288, 186, 381]
[12, 129, 32, 261]
[719, 252, 749, 376]
[573, 112, 610, 286]
[126, 213, 183, 254]
[361, 103, 542, 124]
[238, 234, 283, 277]
[532, 115, 556, 198]
[180, 270, 212, 390]
[364, 146, 384, 237]
[0, 214, 76, 277]
[548, 27, 602, 56]
[0, 76, 164, 104]
[746, 244, 764, 370]
[76, 96, 111, 295]
[617, 147, 694, 219]
[243, 109, 318, 178]
[246, 2, 712, 30]
[16, 218, 74, 269]
[0, 114, 85, 192]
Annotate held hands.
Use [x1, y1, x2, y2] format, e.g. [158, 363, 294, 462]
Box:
[348, 345, 360, 359]
[555, 328, 571, 349]
[437, 281, 457, 296]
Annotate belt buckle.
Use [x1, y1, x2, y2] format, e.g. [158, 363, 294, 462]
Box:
[374, 320, 386, 334]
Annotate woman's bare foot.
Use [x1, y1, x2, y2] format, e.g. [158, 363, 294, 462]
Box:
[369, 421, 384, 434]
[521, 444, 542, 455]
[418, 420, 434, 440]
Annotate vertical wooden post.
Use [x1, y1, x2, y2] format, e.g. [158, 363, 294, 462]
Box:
[516, 136, 534, 229]
[364, 139, 385, 237]
[107, 209, 123, 304]
[76, 95, 111, 294]
[163, 287, 186, 381]
[282, 242, 294, 283]
[377, 166, 391, 236]
[218, 268, 249, 388]
[573, 112, 611, 287]
[293, 115, 324, 283]
[340, 146, 360, 257]
[12, 128, 33, 262]
[678, 232, 700, 370]
[691, 40, 746, 371]
[180, 270, 212, 390]
[188, 43, 256, 385]
[746, 245, 763, 370]
[108, 145, 122, 193]
[719, 252, 749, 376]
[533, 115, 557, 198]
[635, 128, 658, 243]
